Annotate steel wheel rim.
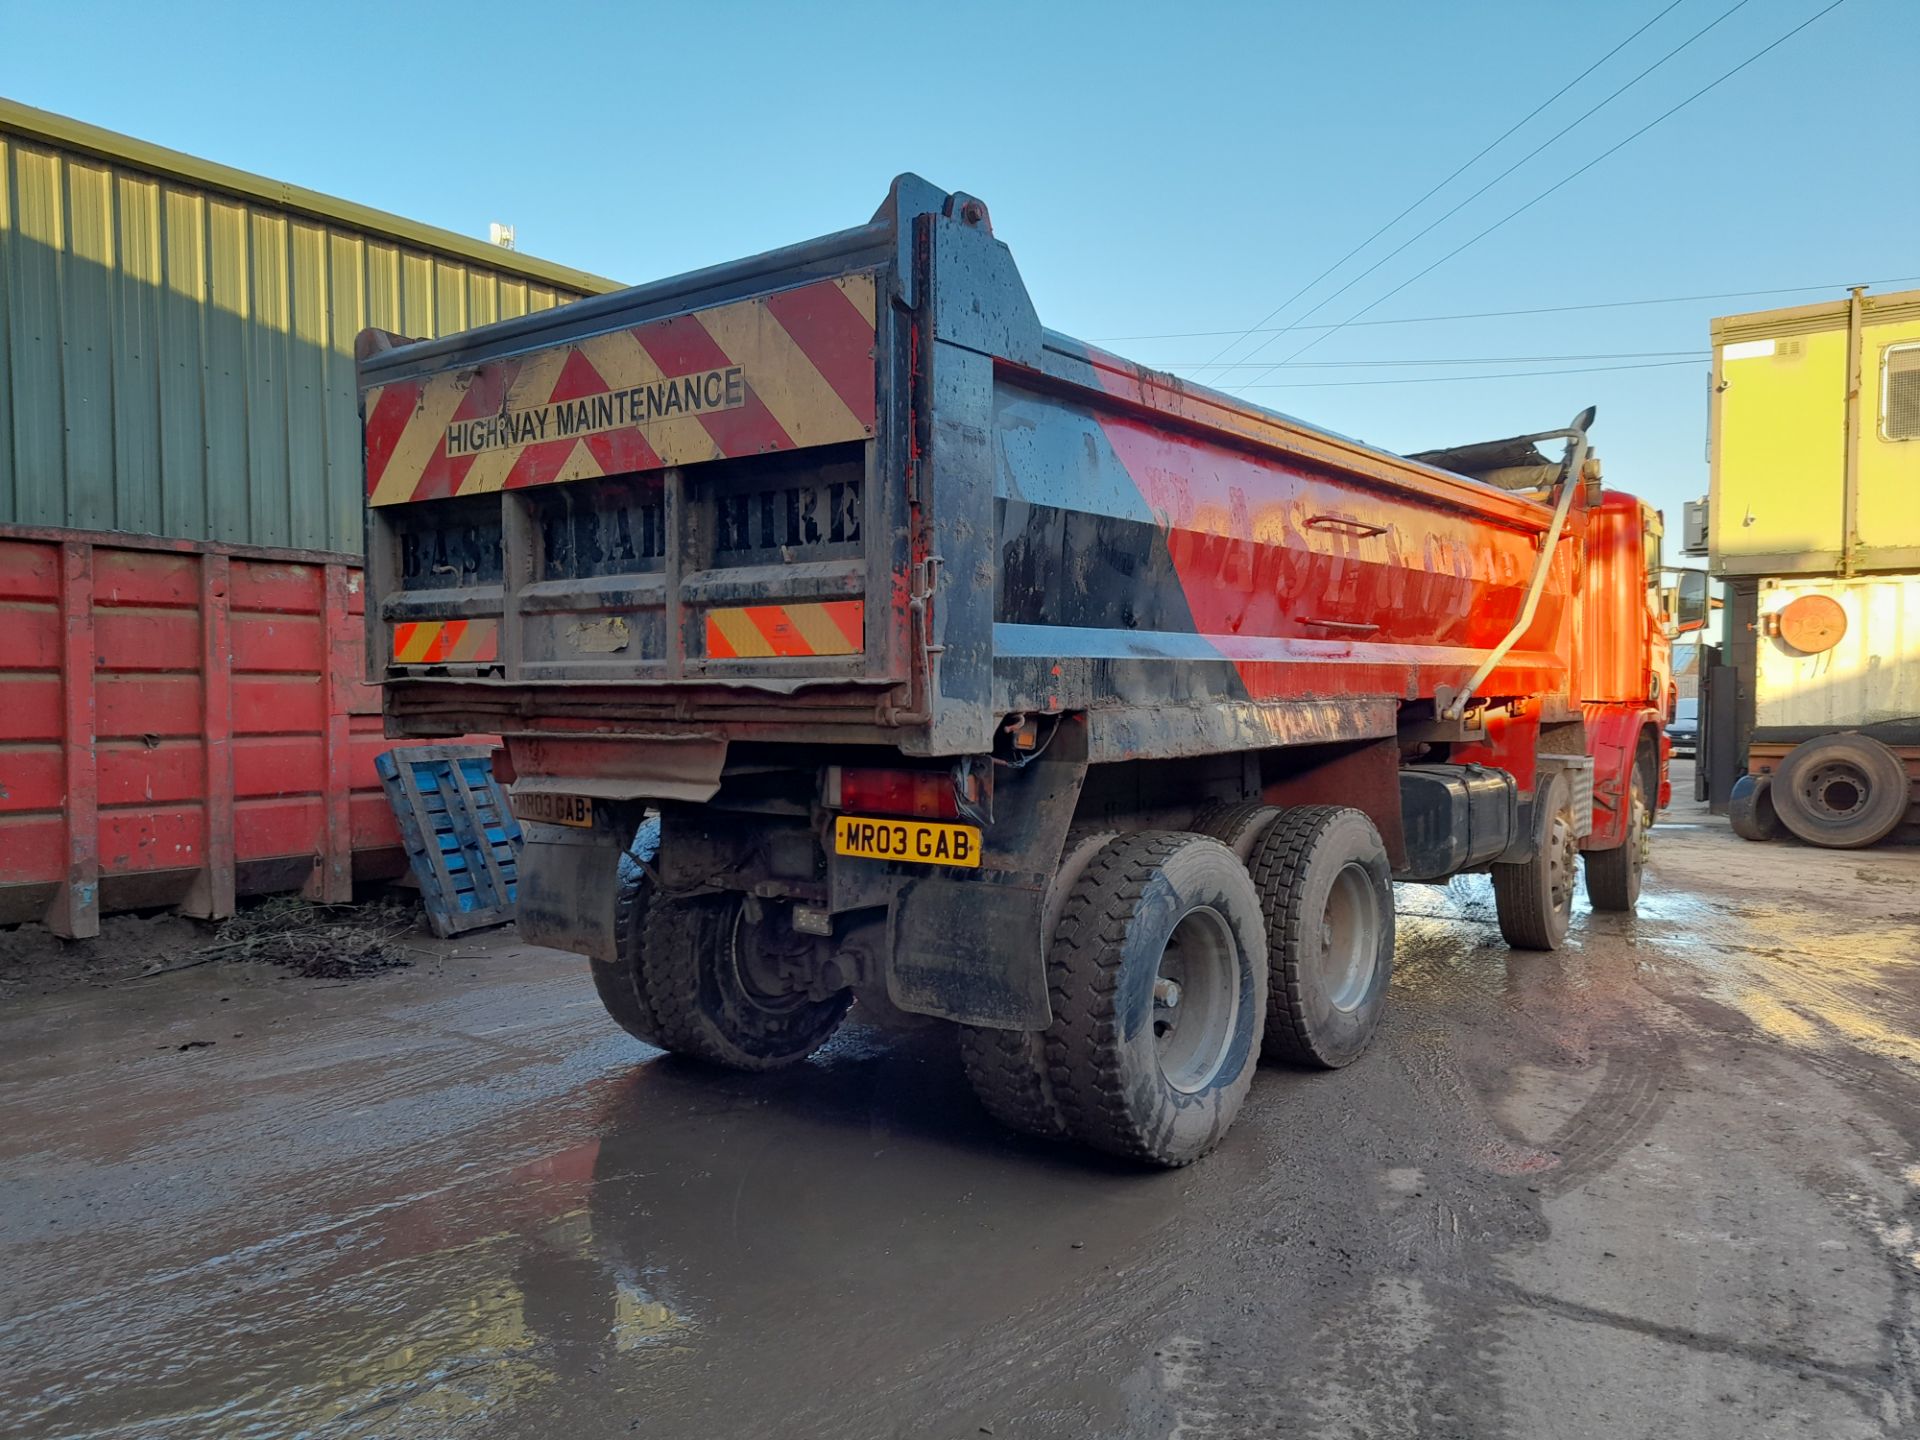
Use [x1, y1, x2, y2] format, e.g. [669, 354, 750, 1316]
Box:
[1802, 761, 1871, 820]
[1629, 773, 1651, 872]
[1548, 811, 1577, 916]
[728, 909, 809, 1014]
[1320, 862, 1380, 1013]
[1153, 906, 1240, 1094]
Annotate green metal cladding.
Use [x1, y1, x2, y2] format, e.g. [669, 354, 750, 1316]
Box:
[0, 99, 618, 554]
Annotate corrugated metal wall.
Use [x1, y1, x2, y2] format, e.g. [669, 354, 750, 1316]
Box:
[0, 530, 429, 933]
[0, 126, 604, 554]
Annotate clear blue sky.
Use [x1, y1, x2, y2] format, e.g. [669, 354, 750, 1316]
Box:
[7, 0, 1914, 524]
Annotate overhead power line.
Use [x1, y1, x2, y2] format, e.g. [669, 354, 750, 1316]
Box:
[1092, 277, 1920, 344]
[1237, 358, 1706, 389]
[1209, 0, 1757, 379]
[1150, 350, 1708, 369]
[1231, 0, 1850, 392]
[1191, 0, 1689, 373]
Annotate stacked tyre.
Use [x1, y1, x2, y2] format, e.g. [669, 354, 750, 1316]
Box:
[1747, 734, 1910, 849]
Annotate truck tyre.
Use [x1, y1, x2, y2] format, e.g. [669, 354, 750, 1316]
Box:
[1584, 754, 1651, 912]
[1493, 770, 1576, 951]
[1728, 773, 1781, 842]
[1190, 801, 1284, 862]
[1042, 832, 1268, 1168]
[958, 831, 1115, 1142]
[1771, 734, 1909, 849]
[639, 890, 851, 1071]
[958, 1027, 1069, 1139]
[1246, 806, 1395, 1068]
[587, 817, 667, 1047]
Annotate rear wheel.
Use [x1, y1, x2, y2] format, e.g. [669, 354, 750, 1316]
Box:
[958, 1025, 1068, 1139]
[958, 831, 1114, 1141]
[639, 891, 851, 1070]
[1190, 801, 1283, 862]
[1771, 734, 1908, 849]
[587, 818, 667, 1046]
[1247, 807, 1395, 1068]
[1493, 771, 1576, 951]
[1585, 757, 1650, 912]
[1042, 832, 1268, 1167]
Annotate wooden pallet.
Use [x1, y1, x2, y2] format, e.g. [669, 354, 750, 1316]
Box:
[374, 745, 522, 937]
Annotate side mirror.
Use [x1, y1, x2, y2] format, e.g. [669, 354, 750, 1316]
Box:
[1674, 570, 1709, 634]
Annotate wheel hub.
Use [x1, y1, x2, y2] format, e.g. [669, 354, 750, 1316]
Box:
[729, 910, 814, 1013]
[1317, 862, 1380, 1013]
[1153, 906, 1240, 1094]
[1629, 773, 1651, 870]
[1802, 761, 1871, 819]
[1548, 812, 1577, 914]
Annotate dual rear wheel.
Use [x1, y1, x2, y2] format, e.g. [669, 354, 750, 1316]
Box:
[592, 807, 1398, 1168]
[959, 807, 1396, 1167]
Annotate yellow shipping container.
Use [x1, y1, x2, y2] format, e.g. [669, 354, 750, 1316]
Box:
[1709, 286, 1920, 576]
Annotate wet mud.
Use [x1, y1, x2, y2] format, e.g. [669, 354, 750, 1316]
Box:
[2, 766, 1917, 1438]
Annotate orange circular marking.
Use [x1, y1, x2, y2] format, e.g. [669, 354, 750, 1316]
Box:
[1777, 594, 1847, 654]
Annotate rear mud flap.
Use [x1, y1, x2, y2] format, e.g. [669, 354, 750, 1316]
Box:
[886, 876, 1052, 1029]
[516, 827, 626, 964]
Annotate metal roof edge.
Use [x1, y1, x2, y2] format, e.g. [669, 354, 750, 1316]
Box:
[0, 95, 624, 297]
[1711, 286, 1920, 341]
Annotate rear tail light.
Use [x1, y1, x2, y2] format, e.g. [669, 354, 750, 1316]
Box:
[824, 766, 960, 820]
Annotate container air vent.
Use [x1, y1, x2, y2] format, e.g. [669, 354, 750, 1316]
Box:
[1884, 343, 1920, 441]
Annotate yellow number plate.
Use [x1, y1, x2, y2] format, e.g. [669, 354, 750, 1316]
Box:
[833, 815, 982, 868]
[509, 791, 594, 828]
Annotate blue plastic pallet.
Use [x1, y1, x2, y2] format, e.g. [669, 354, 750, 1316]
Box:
[375, 745, 523, 937]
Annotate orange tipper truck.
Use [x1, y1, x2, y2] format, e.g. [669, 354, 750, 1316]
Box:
[356, 178, 1687, 1166]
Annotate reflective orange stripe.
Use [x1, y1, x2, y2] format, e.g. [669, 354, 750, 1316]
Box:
[390, 619, 499, 665]
[746, 606, 818, 658]
[704, 601, 862, 659]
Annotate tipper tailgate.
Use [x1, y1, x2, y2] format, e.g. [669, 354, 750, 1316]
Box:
[364, 272, 886, 685]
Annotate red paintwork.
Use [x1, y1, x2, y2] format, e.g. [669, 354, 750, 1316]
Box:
[1078, 355, 1665, 840]
[1577, 491, 1669, 706]
[1061, 351, 1584, 717]
[54, 541, 96, 939]
[1574, 492, 1670, 847]
[1583, 703, 1650, 849]
[0, 525, 493, 937]
[1451, 707, 1544, 797]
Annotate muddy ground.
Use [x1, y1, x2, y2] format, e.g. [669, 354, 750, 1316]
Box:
[2, 764, 1917, 1439]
